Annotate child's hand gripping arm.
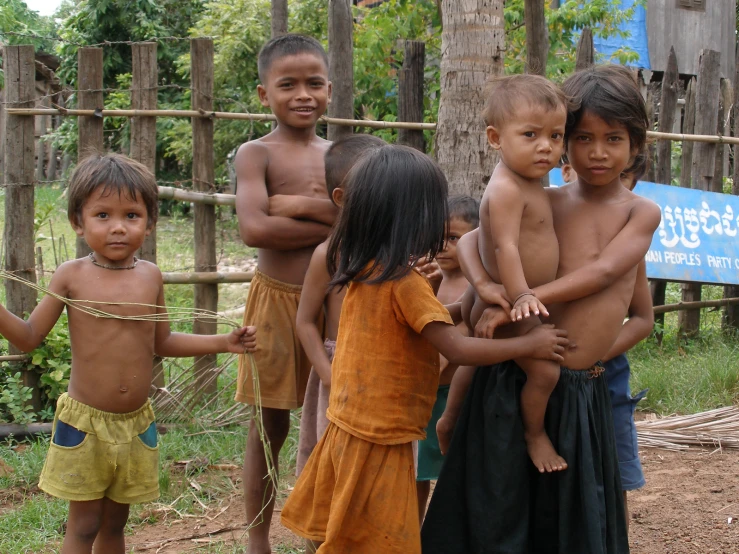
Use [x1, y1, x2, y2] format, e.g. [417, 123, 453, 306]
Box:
[296, 243, 333, 388]
[534, 197, 661, 305]
[0, 267, 68, 352]
[269, 194, 338, 226]
[235, 142, 332, 250]
[457, 230, 511, 313]
[602, 260, 654, 362]
[487, 183, 548, 321]
[154, 277, 256, 357]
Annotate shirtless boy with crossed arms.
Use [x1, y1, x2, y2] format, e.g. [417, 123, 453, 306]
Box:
[234, 34, 336, 554]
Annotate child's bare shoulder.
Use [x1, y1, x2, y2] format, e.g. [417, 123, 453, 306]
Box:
[626, 190, 661, 225]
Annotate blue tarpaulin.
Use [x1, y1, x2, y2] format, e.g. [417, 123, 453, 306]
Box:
[591, 0, 651, 69]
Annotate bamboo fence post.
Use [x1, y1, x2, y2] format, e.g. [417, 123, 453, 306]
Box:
[680, 79, 697, 190]
[651, 47, 679, 344]
[130, 41, 163, 389]
[130, 42, 158, 264]
[725, 40, 739, 332]
[35, 89, 48, 182]
[645, 82, 658, 183]
[3, 45, 40, 411]
[712, 79, 731, 194]
[76, 47, 104, 258]
[271, 0, 288, 37]
[397, 41, 426, 152]
[575, 28, 594, 71]
[328, 0, 353, 142]
[191, 38, 218, 395]
[524, 0, 548, 76]
[679, 50, 721, 339]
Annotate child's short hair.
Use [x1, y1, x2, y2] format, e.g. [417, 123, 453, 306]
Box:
[67, 152, 159, 228]
[257, 34, 328, 82]
[327, 145, 448, 287]
[447, 195, 480, 229]
[562, 65, 648, 173]
[482, 74, 570, 128]
[325, 134, 387, 197]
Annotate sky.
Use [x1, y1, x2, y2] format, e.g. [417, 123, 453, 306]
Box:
[25, 0, 64, 17]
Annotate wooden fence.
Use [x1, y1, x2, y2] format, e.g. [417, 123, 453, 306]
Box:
[3, 35, 739, 407]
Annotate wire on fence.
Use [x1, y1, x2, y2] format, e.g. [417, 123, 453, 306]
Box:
[1, 31, 212, 47]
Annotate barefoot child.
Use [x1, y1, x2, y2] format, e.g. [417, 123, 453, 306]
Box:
[442, 74, 571, 473]
[0, 153, 256, 554]
[416, 194, 479, 522]
[422, 65, 661, 554]
[233, 34, 338, 553]
[295, 134, 387, 481]
[280, 145, 569, 553]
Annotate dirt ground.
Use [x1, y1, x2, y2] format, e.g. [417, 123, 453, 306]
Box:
[125, 447, 739, 553]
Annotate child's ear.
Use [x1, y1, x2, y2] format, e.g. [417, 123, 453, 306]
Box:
[332, 187, 343, 207]
[257, 84, 269, 108]
[70, 217, 84, 237]
[327, 81, 333, 105]
[486, 126, 502, 150]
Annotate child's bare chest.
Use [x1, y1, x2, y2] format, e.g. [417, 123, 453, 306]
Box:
[265, 147, 327, 197]
[66, 275, 159, 318]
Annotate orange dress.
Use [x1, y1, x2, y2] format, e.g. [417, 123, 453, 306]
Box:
[281, 269, 453, 553]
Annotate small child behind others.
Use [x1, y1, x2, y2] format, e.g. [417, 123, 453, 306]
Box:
[0, 153, 256, 554]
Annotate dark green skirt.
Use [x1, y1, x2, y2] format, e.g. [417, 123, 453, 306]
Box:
[421, 361, 629, 554]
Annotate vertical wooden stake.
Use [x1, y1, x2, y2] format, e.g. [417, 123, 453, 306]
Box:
[397, 41, 426, 152]
[130, 42, 158, 264]
[725, 40, 739, 332]
[575, 28, 594, 71]
[191, 38, 218, 395]
[679, 49, 721, 339]
[651, 46, 679, 343]
[3, 45, 40, 410]
[328, 0, 353, 142]
[76, 47, 104, 258]
[271, 0, 288, 37]
[524, 0, 548, 76]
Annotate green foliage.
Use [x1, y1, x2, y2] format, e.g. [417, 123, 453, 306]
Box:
[0, 315, 72, 423]
[504, 0, 642, 80]
[0, 0, 58, 86]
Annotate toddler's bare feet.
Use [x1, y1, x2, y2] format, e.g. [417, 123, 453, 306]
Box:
[525, 431, 567, 473]
[436, 414, 456, 455]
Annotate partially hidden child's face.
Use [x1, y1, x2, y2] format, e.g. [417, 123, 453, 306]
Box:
[257, 52, 331, 129]
[486, 103, 566, 180]
[72, 185, 151, 265]
[566, 110, 636, 188]
[436, 217, 476, 272]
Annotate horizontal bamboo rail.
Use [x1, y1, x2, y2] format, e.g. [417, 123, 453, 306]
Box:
[5, 108, 437, 130]
[161, 271, 254, 284]
[158, 185, 234, 206]
[654, 296, 739, 314]
[8, 108, 739, 141]
[0, 354, 30, 362]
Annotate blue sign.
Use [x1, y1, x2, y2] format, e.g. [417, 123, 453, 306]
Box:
[591, 0, 651, 69]
[548, 168, 739, 285]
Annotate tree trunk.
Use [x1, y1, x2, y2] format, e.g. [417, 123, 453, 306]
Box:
[327, 0, 353, 142]
[435, 0, 505, 198]
[271, 0, 288, 37]
[524, 0, 548, 76]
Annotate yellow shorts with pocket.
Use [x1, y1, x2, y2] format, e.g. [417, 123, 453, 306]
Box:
[38, 393, 159, 505]
[235, 270, 317, 409]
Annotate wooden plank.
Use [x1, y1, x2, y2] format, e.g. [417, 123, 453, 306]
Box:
[3, 45, 40, 410]
[524, 0, 548, 75]
[397, 41, 425, 152]
[76, 47, 104, 258]
[191, 38, 218, 394]
[271, 0, 288, 37]
[724, 39, 739, 331]
[130, 42, 158, 264]
[651, 46, 679, 343]
[575, 27, 594, 71]
[328, 0, 353, 141]
[679, 50, 721, 338]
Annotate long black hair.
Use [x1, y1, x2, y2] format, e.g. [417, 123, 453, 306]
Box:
[327, 145, 449, 288]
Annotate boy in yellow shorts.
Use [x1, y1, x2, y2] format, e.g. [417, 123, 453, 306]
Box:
[0, 153, 256, 554]
[233, 34, 337, 553]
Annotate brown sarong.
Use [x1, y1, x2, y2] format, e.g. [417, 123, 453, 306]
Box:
[235, 270, 314, 410]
